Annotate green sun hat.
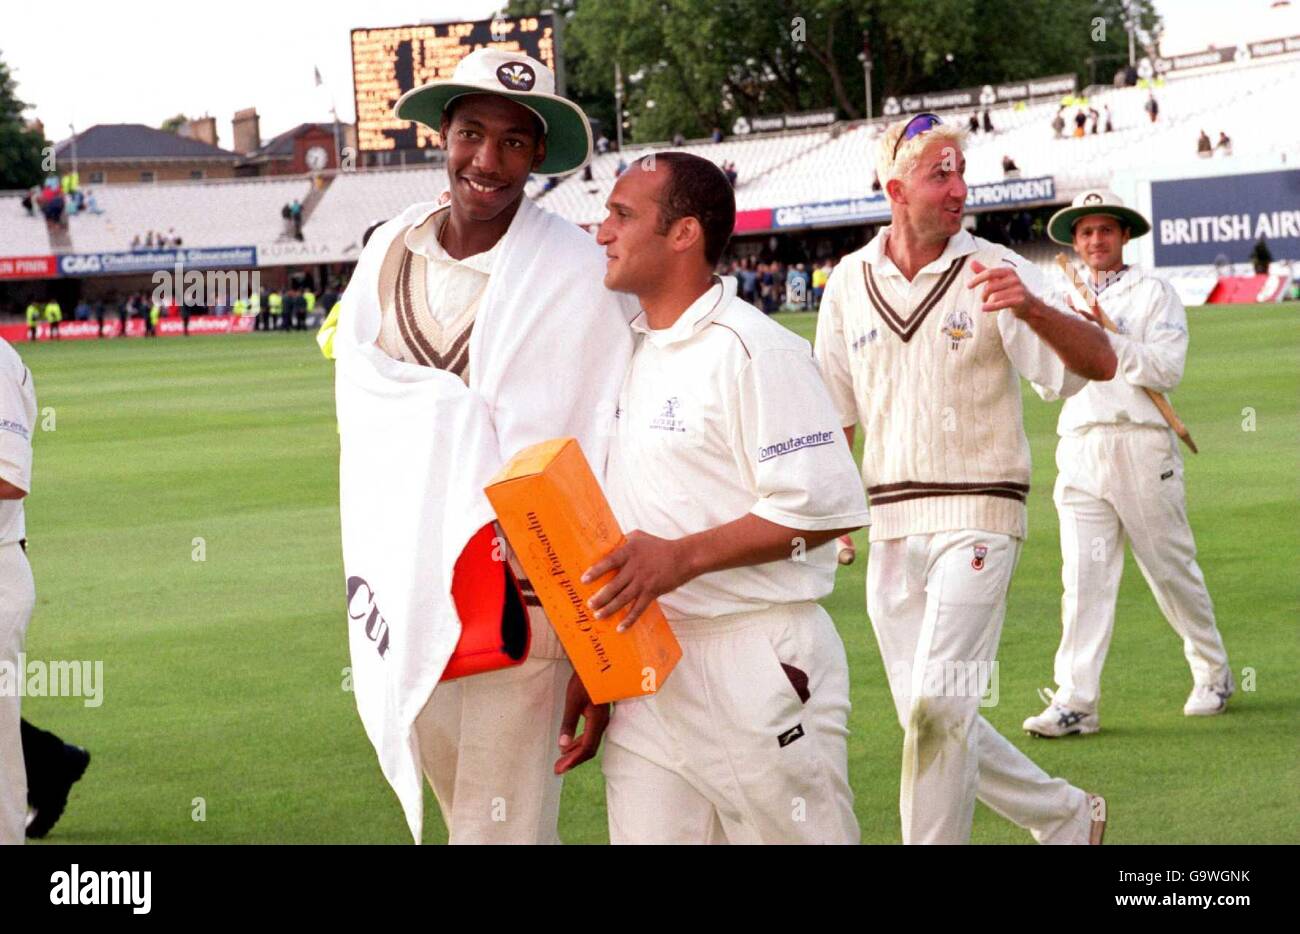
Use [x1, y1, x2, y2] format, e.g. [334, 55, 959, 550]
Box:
[1048, 189, 1152, 245]
[394, 48, 592, 177]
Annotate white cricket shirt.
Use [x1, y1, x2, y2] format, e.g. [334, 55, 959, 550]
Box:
[0, 339, 36, 546]
[606, 275, 870, 620]
[1042, 264, 1188, 435]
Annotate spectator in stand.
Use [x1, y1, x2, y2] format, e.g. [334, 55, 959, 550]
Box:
[723, 161, 738, 187]
[1103, 105, 1114, 133]
[711, 126, 723, 143]
[871, 172, 882, 192]
[1088, 107, 1100, 134]
[145, 231, 155, 248]
[596, 133, 610, 154]
[1251, 237, 1272, 275]
[581, 164, 593, 183]
[982, 109, 994, 133]
[20, 189, 34, 216]
[736, 257, 757, 305]
[1052, 107, 1066, 139]
[1197, 130, 1212, 157]
[812, 259, 831, 309]
[131, 234, 141, 250]
[1145, 92, 1159, 123]
[1001, 155, 1020, 177]
[786, 263, 805, 310]
[1216, 131, 1232, 156]
[43, 299, 62, 340]
[968, 113, 980, 134]
[671, 131, 685, 146]
[41, 190, 65, 228]
[759, 261, 774, 316]
[615, 158, 628, 176]
[1073, 108, 1087, 138]
[83, 190, 102, 214]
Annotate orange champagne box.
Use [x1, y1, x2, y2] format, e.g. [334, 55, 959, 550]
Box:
[485, 438, 682, 704]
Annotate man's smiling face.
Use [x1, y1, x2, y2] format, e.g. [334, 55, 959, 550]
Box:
[440, 93, 547, 222]
[894, 136, 968, 242]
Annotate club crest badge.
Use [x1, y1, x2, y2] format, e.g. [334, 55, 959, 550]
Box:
[496, 62, 536, 91]
[942, 309, 973, 350]
[971, 543, 988, 571]
[650, 396, 686, 432]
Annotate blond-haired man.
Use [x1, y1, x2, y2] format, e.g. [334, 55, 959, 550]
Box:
[814, 114, 1115, 844]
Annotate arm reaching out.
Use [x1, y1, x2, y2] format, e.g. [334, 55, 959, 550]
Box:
[968, 259, 1117, 381]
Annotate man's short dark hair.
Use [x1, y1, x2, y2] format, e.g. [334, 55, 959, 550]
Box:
[651, 152, 736, 267]
[442, 95, 546, 143]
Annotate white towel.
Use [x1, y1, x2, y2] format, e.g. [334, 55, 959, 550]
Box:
[334, 197, 635, 842]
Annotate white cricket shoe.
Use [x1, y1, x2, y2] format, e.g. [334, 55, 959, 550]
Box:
[1023, 697, 1099, 738]
[1183, 671, 1234, 716]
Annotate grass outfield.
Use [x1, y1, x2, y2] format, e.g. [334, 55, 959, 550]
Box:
[15, 303, 1299, 844]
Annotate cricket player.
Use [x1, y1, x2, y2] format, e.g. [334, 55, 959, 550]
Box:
[1, 335, 37, 844]
[588, 153, 870, 844]
[1022, 191, 1232, 737]
[334, 49, 634, 843]
[814, 114, 1117, 844]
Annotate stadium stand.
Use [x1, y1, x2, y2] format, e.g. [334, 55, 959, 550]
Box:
[7, 175, 317, 253]
[2, 52, 1298, 289]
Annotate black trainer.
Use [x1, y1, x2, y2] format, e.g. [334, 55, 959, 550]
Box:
[26, 744, 91, 839]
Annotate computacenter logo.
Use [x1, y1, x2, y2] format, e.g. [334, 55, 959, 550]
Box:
[758, 430, 836, 462]
[50, 864, 151, 914]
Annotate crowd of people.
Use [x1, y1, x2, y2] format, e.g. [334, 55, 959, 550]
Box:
[16, 280, 343, 340]
[718, 256, 836, 313]
[18, 173, 102, 228]
[1052, 103, 1114, 138]
[130, 228, 184, 249]
[1197, 129, 1232, 157]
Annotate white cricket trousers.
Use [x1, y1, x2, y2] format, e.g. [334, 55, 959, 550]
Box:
[868, 530, 1091, 845]
[413, 614, 571, 844]
[603, 602, 859, 844]
[1051, 426, 1229, 713]
[0, 542, 34, 845]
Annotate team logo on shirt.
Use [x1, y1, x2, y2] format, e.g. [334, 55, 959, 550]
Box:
[941, 309, 973, 350]
[650, 396, 686, 432]
[971, 543, 988, 571]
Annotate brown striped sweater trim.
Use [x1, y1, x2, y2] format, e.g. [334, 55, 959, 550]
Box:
[863, 254, 967, 343]
[866, 479, 1030, 507]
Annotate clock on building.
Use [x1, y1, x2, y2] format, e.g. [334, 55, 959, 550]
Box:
[305, 145, 329, 170]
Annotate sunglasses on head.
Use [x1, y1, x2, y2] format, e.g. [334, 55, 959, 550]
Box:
[892, 113, 942, 160]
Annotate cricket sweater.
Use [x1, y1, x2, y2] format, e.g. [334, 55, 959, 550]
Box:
[814, 228, 1087, 542]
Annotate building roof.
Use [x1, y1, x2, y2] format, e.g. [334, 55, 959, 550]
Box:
[241, 122, 340, 163]
[55, 124, 241, 162]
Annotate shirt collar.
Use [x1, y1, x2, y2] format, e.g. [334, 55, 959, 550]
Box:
[630, 276, 736, 347]
[864, 225, 977, 279]
[404, 204, 499, 275]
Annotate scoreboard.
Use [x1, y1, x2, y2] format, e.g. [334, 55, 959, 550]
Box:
[351, 14, 558, 153]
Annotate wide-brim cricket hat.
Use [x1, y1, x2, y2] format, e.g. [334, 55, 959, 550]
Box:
[1048, 189, 1152, 245]
[394, 48, 592, 176]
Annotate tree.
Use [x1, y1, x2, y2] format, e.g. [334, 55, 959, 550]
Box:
[160, 113, 190, 134]
[506, 0, 1161, 144]
[0, 53, 47, 190]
